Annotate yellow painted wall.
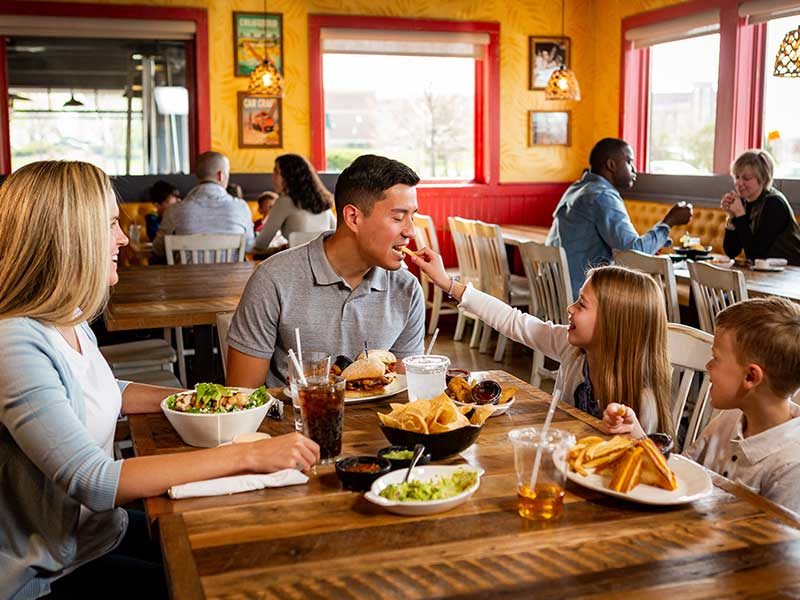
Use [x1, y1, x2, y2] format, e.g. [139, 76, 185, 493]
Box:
[18, 0, 685, 181]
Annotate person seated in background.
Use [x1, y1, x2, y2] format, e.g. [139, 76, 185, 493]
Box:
[0, 161, 319, 599]
[226, 154, 425, 388]
[145, 179, 180, 242]
[253, 153, 336, 252]
[604, 297, 800, 515]
[226, 183, 244, 199]
[254, 191, 279, 232]
[546, 137, 693, 298]
[152, 151, 255, 258]
[722, 149, 800, 265]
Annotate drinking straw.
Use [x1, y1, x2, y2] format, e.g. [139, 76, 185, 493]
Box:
[295, 328, 303, 363]
[364, 341, 369, 359]
[325, 355, 332, 380]
[288, 349, 308, 385]
[426, 328, 440, 356]
[529, 389, 562, 491]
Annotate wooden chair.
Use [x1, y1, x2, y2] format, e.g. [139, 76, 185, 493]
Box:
[412, 214, 459, 334]
[688, 260, 748, 333]
[288, 231, 321, 248]
[100, 339, 177, 379]
[667, 323, 715, 452]
[448, 217, 484, 347]
[519, 242, 573, 387]
[471, 220, 532, 361]
[165, 233, 246, 265]
[165, 234, 246, 385]
[216, 311, 234, 377]
[614, 249, 681, 323]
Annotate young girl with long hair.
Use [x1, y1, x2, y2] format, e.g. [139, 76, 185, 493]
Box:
[254, 153, 336, 250]
[412, 249, 674, 436]
[0, 161, 319, 599]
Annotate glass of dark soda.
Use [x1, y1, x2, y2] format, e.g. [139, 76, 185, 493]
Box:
[297, 375, 345, 464]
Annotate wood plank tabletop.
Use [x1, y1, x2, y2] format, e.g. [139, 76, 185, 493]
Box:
[498, 224, 550, 247]
[130, 371, 800, 599]
[105, 262, 256, 330]
[674, 262, 800, 303]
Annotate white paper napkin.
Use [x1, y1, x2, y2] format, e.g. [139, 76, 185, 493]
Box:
[168, 469, 309, 499]
[754, 258, 788, 269]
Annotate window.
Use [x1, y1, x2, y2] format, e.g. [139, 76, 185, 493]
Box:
[647, 35, 719, 175]
[763, 15, 800, 179]
[322, 54, 475, 179]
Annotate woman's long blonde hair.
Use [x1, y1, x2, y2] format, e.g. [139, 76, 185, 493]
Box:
[585, 266, 673, 437]
[0, 161, 112, 326]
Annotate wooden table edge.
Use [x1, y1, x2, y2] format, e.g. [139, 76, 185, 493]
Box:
[160, 513, 206, 600]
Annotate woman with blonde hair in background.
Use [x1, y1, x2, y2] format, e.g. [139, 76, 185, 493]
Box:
[0, 161, 319, 600]
[412, 249, 674, 437]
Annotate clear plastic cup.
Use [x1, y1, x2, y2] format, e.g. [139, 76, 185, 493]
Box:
[402, 355, 450, 402]
[297, 375, 345, 464]
[288, 351, 331, 433]
[508, 428, 574, 520]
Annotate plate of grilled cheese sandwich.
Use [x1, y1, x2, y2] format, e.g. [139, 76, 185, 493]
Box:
[565, 435, 713, 505]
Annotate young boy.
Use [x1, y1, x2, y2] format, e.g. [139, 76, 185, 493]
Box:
[604, 296, 800, 515]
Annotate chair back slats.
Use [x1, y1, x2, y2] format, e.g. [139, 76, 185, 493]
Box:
[519, 242, 573, 324]
[687, 261, 748, 333]
[472, 220, 510, 300]
[448, 217, 482, 289]
[413, 214, 437, 299]
[165, 234, 246, 265]
[614, 249, 681, 323]
[667, 323, 715, 451]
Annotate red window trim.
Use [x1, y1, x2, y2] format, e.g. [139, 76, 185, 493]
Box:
[0, 1, 210, 175]
[620, 0, 766, 175]
[307, 14, 500, 185]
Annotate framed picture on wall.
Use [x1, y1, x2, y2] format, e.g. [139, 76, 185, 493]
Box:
[529, 36, 570, 90]
[233, 12, 283, 77]
[238, 93, 282, 148]
[528, 110, 570, 146]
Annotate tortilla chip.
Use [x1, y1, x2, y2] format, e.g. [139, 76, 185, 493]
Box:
[469, 405, 495, 425]
[498, 386, 517, 405]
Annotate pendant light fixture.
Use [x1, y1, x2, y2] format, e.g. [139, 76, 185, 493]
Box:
[774, 24, 800, 77]
[545, 0, 581, 101]
[63, 90, 84, 108]
[248, 1, 284, 96]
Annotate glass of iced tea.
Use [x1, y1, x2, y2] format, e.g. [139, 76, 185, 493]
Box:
[508, 427, 574, 520]
[297, 374, 346, 464]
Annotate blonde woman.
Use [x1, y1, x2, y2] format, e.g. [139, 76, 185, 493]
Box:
[0, 161, 319, 600]
[721, 149, 800, 265]
[412, 250, 674, 436]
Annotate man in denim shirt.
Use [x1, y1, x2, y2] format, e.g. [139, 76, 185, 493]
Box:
[546, 138, 693, 298]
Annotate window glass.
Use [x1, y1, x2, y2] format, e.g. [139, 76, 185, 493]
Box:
[322, 53, 475, 179]
[647, 34, 719, 175]
[764, 15, 800, 179]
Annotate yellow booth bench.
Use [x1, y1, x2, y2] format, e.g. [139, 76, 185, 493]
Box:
[624, 199, 729, 253]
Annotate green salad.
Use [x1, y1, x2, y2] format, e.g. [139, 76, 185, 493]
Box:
[379, 469, 478, 502]
[166, 383, 270, 413]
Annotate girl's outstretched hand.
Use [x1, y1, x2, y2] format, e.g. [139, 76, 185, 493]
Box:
[602, 403, 645, 438]
[409, 247, 452, 291]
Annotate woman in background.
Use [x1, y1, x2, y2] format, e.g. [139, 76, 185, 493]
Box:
[253, 154, 336, 251]
[721, 149, 800, 265]
[145, 180, 180, 242]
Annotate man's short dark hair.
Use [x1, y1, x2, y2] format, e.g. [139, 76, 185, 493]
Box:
[589, 138, 629, 173]
[334, 154, 420, 216]
[149, 180, 179, 205]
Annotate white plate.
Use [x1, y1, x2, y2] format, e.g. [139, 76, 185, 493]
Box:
[453, 396, 515, 417]
[752, 265, 785, 272]
[565, 454, 713, 506]
[364, 465, 484, 515]
[283, 374, 407, 404]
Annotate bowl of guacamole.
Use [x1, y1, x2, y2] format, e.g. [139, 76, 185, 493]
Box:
[377, 445, 432, 470]
[365, 465, 484, 515]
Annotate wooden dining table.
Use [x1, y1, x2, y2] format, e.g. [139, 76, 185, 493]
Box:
[105, 262, 256, 381]
[674, 262, 800, 304]
[498, 224, 550, 247]
[129, 370, 800, 598]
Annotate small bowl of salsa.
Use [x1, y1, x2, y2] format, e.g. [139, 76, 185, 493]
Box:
[378, 445, 432, 470]
[335, 456, 392, 491]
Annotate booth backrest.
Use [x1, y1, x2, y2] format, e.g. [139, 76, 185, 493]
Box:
[624, 199, 728, 253]
[119, 201, 261, 241]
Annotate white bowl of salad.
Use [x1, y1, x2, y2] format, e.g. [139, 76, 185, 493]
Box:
[161, 383, 276, 447]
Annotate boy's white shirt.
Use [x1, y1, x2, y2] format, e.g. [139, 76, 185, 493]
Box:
[684, 402, 800, 515]
[458, 283, 658, 433]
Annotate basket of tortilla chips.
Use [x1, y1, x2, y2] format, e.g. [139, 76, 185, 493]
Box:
[377, 394, 494, 459]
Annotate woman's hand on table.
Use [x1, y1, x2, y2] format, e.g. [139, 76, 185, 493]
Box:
[248, 432, 320, 473]
[602, 403, 645, 439]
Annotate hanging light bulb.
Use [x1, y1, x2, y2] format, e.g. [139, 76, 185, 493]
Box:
[545, 0, 580, 101]
[774, 25, 800, 77]
[248, 56, 284, 96]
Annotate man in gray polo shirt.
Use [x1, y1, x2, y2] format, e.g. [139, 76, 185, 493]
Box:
[152, 151, 255, 257]
[226, 154, 426, 388]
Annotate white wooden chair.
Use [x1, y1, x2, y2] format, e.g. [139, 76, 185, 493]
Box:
[165, 233, 246, 385]
[471, 220, 532, 361]
[519, 242, 573, 387]
[216, 311, 234, 377]
[412, 214, 459, 334]
[448, 217, 484, 348]
[100, 339, 177, 379]
[288, 231, 321, 248]
[667, 323, 716, 452]
[688, 260, 748, 333]
[614, 249, 681, 323]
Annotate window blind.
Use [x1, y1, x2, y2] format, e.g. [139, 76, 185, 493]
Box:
[625, 10, 720, 48]
[321, 28, 490, 58]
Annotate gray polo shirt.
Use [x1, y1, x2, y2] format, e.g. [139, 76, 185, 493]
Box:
[227, 232, 426, 387]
